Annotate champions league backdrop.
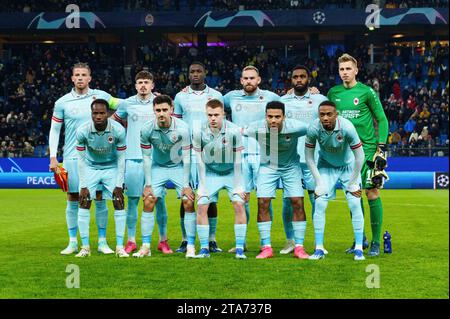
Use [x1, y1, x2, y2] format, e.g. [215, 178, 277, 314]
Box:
[0, 8, 447, 30]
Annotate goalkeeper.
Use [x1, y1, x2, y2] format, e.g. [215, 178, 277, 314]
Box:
[327, 54, 389, 257]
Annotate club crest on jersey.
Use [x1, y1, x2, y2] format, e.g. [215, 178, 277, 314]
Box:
[222, 138, 228, 145]
[108, 135, 114, 143]
[170, 134, 178, 143]
[236, 103, 242, 112]
[336, 134, 343, 142]
[259, 95, 264, 100]
[92, 96, 96, 100]
[353, 98, 359, 105]
[309, 100, 313, 104]
[285, 135, 291, 141]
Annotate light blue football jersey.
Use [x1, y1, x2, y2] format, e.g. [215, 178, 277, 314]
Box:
[140, 117, 191, 168]
[244, 118, 308, 168]
[224, 88, 280, 154]
[52, 88, 120, 159]
[280, 91, 327, 163]
[192, 120, 244, 174]
[305, 116, 362, 167]
[76, 119, 126, 169]
[113, 94, 156, 160]
[173, 85, 223, 131]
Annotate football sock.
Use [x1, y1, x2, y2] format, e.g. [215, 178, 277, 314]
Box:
[292, 221, 307, 246]
[126, 197, 139, 242]
[313, 197, 328, 249]
[208, 217, 217, 241]
[184, 212, 197, 246]
[282, 197, 294, 241]
[350, 197, 367, 242]
[308, 191, 316, 218]
[78, 208, 90, 247]
[141, 211, 155, 245]
[95, 200, 108, 240]
[155, 196, 168, 241]
[234, 224, 247, 250]
[257, 221, 272, 247]
[66, 201, 79, 242]
[197, 225, 210, 250]
[369, 197, 383, 245]
[114, 210, 127, 248]
[346, 192, 365, 250]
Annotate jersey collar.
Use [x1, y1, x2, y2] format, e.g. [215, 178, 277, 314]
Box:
[292, 90, 311, 100]
[135, 93, 154, 104]
[71, 88, 93, 98]
[189, 85, 210, 95]
[240, 88, 261, 97]
[91, 118, 112, 133]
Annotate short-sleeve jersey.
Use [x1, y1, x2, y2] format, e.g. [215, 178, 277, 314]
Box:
[192, 120, 244, 174]
[76, 119, 126, 169]
[52, 88, 120, 159]
[140, 117, 191, 168]
[305, 116, 362, 167]
[113, 94, 155, 160]
[245, 119, 308, 168]
[224, 88, 280, 154]
[280, 91, 327, 162]
[174, 85, 223, 131]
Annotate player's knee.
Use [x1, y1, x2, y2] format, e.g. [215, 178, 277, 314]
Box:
[95, 191, 103, 201]
[182, 199, 195, 212]
[143, 197, 156, 211]
[197, 204, 209, 216]
[113, 200, 124, 211]
[80, 200, 92, 210]
[365, 188, 379, 200]
[68, 193, 79, 201]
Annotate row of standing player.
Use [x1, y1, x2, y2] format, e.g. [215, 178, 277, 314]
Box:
[49, 55, 388, 259]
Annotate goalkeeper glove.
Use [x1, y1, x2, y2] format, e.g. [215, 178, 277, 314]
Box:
[366, 144, 389, 189]
[54, 166, 69, 192]
[369, 168, 389, 189]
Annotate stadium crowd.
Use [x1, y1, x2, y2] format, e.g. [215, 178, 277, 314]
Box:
[0, 41, 448, 157]
[0, 0, 448, 12]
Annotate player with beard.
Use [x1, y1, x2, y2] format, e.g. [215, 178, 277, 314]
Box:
[223, 65, 280, 253]
[279, 65, 327, 255]
[49, 62, 121, 255]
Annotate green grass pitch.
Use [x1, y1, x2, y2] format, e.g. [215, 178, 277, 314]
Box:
[0, 189, 448, 299]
